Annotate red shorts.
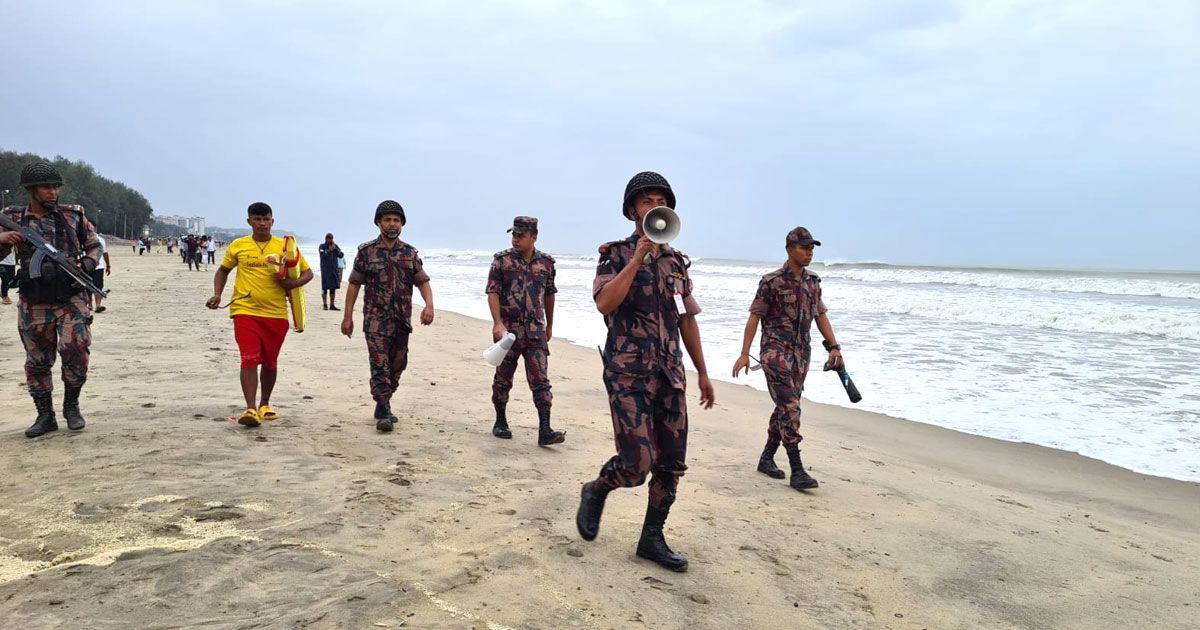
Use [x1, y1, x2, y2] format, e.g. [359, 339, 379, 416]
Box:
[233, 315, 289, 369]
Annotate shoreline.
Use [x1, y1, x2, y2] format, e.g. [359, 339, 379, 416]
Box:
[0, 247, 1195, 628]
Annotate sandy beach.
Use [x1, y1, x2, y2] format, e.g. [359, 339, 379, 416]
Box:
[0, 245, 1196, 629]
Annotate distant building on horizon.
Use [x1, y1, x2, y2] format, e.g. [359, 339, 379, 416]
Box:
[155, 214, 207, 235]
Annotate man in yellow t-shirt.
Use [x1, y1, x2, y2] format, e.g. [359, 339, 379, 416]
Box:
[206, 202, 313, 427]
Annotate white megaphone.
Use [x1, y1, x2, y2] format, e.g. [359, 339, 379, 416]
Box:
[483, 332, 517, 367]
[641, 206, 680, 264]
[643, 206, 681, 244]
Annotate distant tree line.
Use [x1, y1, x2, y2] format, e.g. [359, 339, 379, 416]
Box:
[0, 148, 154, 239]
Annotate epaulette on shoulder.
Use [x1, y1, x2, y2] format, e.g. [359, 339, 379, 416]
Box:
[357, 238, 378, 250]
[598, 240, 623, 258]
[807, 270, 821, 282]
[762, 268, 785, 282]
[668, 249, 692, 268]
[494, 248, 513, 259]
[541, 251, 555, 263]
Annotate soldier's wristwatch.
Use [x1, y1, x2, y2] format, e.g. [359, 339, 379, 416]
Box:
[823, 341, 840, 352]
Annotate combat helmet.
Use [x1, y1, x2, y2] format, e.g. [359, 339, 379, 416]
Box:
[622, 171, 675, 219]
[20, 161, 64, 188]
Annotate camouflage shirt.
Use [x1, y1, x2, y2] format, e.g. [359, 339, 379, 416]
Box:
[750, 265, 828, 350]
[348, 238, 430, 334]
[0, 204, 101, 273]
[486, 248, 557, 338]
[593, 233, 701, 390]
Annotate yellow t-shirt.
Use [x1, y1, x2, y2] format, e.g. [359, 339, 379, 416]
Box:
[221, 235, 311, 320]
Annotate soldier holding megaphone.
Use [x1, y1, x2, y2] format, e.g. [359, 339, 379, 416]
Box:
[576, 171, 715, 573]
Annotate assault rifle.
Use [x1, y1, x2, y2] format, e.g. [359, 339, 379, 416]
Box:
[0, 213, 108, 298]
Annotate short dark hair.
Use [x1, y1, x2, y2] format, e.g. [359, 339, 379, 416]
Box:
[247, 202, 273, 217]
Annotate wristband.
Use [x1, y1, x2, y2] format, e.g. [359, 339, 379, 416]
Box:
[823, 341, 840, 352]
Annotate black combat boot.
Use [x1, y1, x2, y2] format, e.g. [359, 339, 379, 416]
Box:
[374, 400, 395, 432]
[785, 444, 819, 490]
[492, 405, 512, 439]
[758, 436, 786, 479]
[636, 502, 689, 572]
[25, 394, 59, 438]
[63, 386, 86, 431]
[575, 481, 609, 541]
[536, 407, 565, 446]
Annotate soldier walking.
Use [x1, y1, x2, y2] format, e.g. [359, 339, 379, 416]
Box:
[732, 227, 845, 490]
[0, 162, 102, 437]
[486, 216, 565, 446]
[575, 171, 716, 572]
[340, 200, 435, 433]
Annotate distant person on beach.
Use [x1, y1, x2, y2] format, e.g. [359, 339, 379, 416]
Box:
[0, 161, 102, 437]
[340, 200, 434, 433]
[575, 171, 715, 572]
[179, 237, 188, 262]
[485, 215, 565, 445]
[205, 236, 217, 269]
[206, 202, 313, 427]
[732, 226, 844, 491]
[0, 250, 15, 305]
[91, 234, 112, 313]
[318, 232, 344, 310]
[193, 237, 205, 271]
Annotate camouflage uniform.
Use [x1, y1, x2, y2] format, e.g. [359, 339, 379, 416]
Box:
[348, 238, 430, 403]
[0, 205, 100, 398]
[750, 264, 827, 446]
[486, 237, 557, 413]
[592, 233, 701, 510]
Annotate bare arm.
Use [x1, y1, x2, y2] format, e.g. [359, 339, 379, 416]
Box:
[280, 268, 314, 290]
[679, 315, 715, 409]
[206, 266, 233, 308]
[488, 292, 505, 341]
[340, 282, 361, 337]
[814, 312, 843, 370]
[418, 281, 434, 325]
[732, 313, 761, 377]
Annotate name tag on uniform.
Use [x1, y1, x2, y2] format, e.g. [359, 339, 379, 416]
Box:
[674, 292, 687, 315]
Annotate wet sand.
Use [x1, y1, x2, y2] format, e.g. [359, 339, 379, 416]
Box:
[0, 246, 1196, 629]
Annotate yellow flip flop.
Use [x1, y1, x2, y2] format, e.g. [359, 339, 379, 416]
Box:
[237, 408, 261, 427]
[258, 405, 279, 422]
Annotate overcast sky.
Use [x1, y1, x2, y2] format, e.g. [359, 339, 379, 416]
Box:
[1, 0, 1196, 270]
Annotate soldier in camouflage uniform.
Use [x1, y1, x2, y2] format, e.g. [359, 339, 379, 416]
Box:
[0, 162, 101, 438]
[575, 171, 715, 573]
[732, 226, 844, 490]
[486, 216, 566, 446]
[341, 200, 434, 433]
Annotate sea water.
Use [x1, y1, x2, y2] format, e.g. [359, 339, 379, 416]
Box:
[308, 244, 1200, 482]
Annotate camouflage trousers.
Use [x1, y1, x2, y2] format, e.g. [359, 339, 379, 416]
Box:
[365, 325, 410, 403]
[491, 336, 552, 411]
[17, 295, 91, 397]
[762, 345, 810, 446]
[595, 369, 688, 510]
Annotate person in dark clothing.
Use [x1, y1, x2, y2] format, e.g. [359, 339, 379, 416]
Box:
[318, 233, 345, 310]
